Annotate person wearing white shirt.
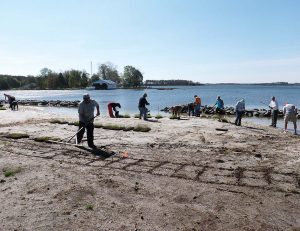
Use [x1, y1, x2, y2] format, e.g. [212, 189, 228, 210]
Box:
[269, 96, 279, 127]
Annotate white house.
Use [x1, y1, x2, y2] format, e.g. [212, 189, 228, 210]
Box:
[92, 80, 117, 90]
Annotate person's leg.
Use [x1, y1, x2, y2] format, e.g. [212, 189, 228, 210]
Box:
[139, 107, 142, 119]
[274, 110, 278, 127]
[76, 121, 85, 143]
[143, 107, 147, 120]
[86, 123, 95, 147]
[238, 111, 242, 126]
[235, 112, 239, 125]
[271, 111, 275, 126]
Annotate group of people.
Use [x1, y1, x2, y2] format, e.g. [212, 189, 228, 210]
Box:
[188, 94, 297, 134]
[268, 96, 297, 134]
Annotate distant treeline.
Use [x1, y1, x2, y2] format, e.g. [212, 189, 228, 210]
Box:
[145, 80, 202, 86]
[0, 63, 144, 90]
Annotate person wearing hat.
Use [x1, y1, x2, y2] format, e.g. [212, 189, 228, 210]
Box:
[138, 93, 150, 120]
[77, 93, 100, 148]
[235, 98, 245, 126]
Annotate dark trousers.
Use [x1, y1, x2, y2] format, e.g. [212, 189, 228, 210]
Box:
[271, 110, 278, 127]
[235, 111, 243, 126]
[77, 121, 94, 146]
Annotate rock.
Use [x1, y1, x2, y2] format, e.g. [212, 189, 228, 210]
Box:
[254, 154, 262, 158]
[0, 179, 6, 183]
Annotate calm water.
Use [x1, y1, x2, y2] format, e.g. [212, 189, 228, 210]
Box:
[1, 85, 300, 115]
[1, 85, 299, 132]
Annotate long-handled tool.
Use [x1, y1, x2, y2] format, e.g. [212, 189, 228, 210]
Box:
[65, 115, 99, 144]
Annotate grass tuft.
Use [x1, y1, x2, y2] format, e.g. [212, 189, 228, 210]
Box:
[94, 123, 102, 128]
[50, 119, 68, 124]
[86, 204, 94, 210]
[5, 133, 29, 139]
[133, 125, 151, 132]
[3, 167, 21, 177]
[102, 124, 124, 130]
[123, 126, 134, 131]
[34, 136, 60, 142]
[155, 114, 163, 119]
[123, 114, 131, 118]
[169, 115, 179, 120]
[67, 121, 79, 126]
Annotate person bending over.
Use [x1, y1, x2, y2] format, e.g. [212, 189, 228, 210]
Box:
[108, 102, 121, 118]
[283, 103, 297, 135]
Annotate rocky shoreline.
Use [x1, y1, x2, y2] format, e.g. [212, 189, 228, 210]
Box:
[161, 104, 300, 119]
[0, 99, 80, 107]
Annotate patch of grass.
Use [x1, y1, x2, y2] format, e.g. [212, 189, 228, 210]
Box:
[133, 125, 151, 132]
[86, 204, 94, 211]
[94, 123, 102, 128]
[123, 114, 131, 118]
[3, 167, 21, 177]
[134, 114, 141, 118]
[0, 107, 7, 111]
[123, 126, 134, 131]
[34, 136, 60, 142]
[155, 114, 163, 119]
[169, 115, 179, 120]
[5, 133, 29, 139]
[67, 121, 79, 126]
[146, 114, 152, 118]
[50, 119, 68, 124]
[102, 124, 124, 130]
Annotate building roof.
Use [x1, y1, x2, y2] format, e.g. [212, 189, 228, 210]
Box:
[92, 79, 117, 85]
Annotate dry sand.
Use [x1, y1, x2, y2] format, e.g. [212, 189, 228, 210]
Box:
[0, 107, 299, 231]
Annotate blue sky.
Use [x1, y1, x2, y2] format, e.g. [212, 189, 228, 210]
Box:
[1, 0, 300, 83]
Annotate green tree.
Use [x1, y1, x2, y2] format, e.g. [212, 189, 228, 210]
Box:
[66, 70, 82, 88]
[57, 73, 68, 88]
[91, 74, 100, 83]
[40, 67, 52, 77]
[122, 66, 143, 87]
[0, 78, 9, 90]
[80, 72, 89, 88]
[98, 63, 121, 83]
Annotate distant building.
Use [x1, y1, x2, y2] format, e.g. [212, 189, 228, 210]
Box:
[92, 80, 117, 90]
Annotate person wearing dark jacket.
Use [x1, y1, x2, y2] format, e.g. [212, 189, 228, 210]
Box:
[138, 93, 149, 120]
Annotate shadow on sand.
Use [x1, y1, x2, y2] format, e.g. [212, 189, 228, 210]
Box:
[76, 146, 115, 159]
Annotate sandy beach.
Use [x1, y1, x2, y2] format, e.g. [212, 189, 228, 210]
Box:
[0, 107, 299, 230]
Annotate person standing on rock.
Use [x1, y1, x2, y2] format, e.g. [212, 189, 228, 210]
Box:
[194, 95, 201, 117]
[235, 99, 245, 126]
[138, 93, 150, 120]
[283, 103, 297, 135]
[269, 96, 279, 127]
[214, 96, 225, 121]
[77, 93, 100, 149]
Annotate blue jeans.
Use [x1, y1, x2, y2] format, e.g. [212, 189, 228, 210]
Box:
[235, 111, 243, 126]
[195, 104, 201, 117]
[139, 107, 148, 120]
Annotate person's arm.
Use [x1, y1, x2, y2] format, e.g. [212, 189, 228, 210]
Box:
[145, 99, 149, 105]
[96, 105, 100, 116]
[94, 101, 100, 116]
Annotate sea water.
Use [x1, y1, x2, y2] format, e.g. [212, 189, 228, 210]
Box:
[1, 84, 299, 132]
